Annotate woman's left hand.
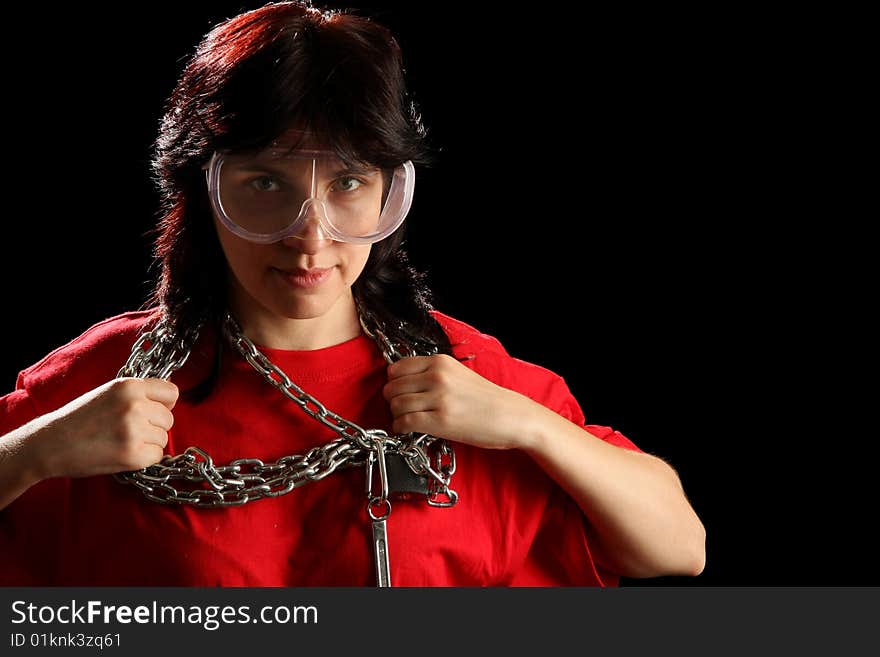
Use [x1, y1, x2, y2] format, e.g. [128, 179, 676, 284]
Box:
[383, 354, 537, 450]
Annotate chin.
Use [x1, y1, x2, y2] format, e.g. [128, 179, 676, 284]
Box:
[274, 295, 340, 320]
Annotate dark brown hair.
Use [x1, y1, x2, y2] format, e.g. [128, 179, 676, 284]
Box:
[148, 1, 451, 396]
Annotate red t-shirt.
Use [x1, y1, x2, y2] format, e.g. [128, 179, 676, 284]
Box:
[0, 310, 642, 586]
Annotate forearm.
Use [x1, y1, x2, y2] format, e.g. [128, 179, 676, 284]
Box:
[517, 398, 706, 578]
[0, 421, 48, 511]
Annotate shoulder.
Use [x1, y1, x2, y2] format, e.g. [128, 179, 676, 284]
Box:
[430, 309, 554, 381]
[429, 310, 510, 359]
[429, 310, 642, 451]
[429, 309, 575, 407]
[15, 309, 159, 411]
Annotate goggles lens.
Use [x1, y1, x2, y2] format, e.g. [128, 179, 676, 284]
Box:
[208, 148, 414, 244]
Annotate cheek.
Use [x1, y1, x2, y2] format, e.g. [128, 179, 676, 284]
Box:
[213, 218, 264, 280]
[340, 244, 373, 284]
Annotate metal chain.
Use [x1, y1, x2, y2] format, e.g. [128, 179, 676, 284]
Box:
[113, 312, 458, 508]
[117, 322, 194, 381]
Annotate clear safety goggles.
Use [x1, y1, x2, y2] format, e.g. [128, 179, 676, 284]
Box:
[206, 146, 415, 244]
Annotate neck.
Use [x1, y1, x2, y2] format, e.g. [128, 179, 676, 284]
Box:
[229, 292, 362, 351]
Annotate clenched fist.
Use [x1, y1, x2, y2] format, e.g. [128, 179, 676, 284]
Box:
[32, 377, 179, 480]
[383, 354, 541, 451]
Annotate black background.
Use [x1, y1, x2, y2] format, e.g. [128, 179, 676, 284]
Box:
[0, 2, 873, 585]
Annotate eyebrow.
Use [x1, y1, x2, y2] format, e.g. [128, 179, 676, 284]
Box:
[332, 165, 379, 177]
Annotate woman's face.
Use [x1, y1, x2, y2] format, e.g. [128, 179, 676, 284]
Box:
[213, 213, 373, 323]
[210, 132, 376, 325]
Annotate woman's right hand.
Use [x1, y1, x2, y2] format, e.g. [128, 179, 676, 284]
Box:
[31, 377, 179, 480]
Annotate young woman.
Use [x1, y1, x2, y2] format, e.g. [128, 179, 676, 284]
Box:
[0, 1, 704, 586]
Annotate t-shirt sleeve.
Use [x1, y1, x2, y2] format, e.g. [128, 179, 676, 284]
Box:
[2, 311, 153, 438]
[0, 387, 42, 437]
[527, 367, 643, 453]
[432, 310, 643, 453]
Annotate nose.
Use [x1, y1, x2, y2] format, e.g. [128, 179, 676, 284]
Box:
[280, 199, 333, 251]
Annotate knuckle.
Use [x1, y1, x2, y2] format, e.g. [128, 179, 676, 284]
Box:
[436, 354, 456, 368]
[122, 397, 144, 418]
[115, 377, 142, 397]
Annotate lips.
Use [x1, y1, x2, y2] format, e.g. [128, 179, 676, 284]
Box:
[274, 266, 333, 289]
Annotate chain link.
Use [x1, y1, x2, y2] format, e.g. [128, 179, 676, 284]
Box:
[117, 322, 193, 381]
[114, 312, 458, 508]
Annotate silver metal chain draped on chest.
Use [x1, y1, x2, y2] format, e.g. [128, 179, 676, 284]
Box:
[113, 312, 458, 511]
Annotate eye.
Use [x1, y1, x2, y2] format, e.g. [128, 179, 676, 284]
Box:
[249, 176, 281, 192]
[333, 176, 364, 192]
